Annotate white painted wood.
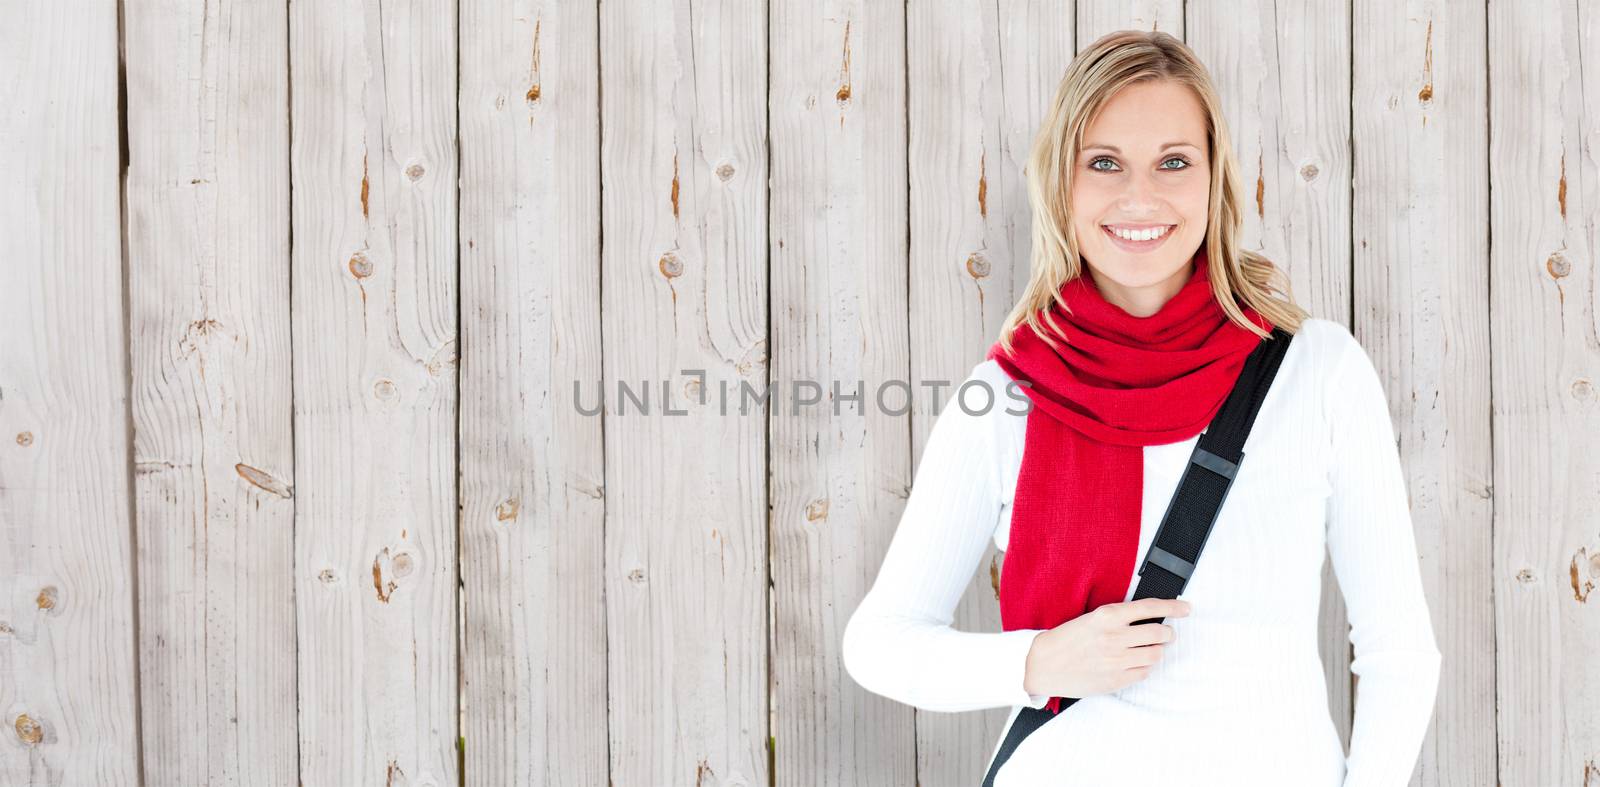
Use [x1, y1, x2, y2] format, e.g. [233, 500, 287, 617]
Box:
[123, 1, 297, 785]
[1488, 1, 1600, 783]
[598, 0, 770, 783]
[1186, 0, 1357, 749]
[458, 1, 608, 784]
[289, 1, 460, 784]
[0, 3, 139, 785]
[768, 2, 913, 784]
[1076, 0, 1183, 49]
[1353, 1, 1492, 783]
[905, 2, 1073, 784]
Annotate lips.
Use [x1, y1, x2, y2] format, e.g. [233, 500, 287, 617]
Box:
[1102, 221, 1174, 248]
[1102, 223, 1175, 237]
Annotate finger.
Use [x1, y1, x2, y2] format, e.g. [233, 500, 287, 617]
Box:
[1120, 645, 1164, 668]
[1116, 622, 1174, 648]
[1107, 597, 1191, 623]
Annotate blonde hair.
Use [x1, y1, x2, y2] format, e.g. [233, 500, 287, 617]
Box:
[994, 30, 1308, 356]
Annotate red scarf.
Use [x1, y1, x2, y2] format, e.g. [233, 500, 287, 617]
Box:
[985, 249, 1273, 714]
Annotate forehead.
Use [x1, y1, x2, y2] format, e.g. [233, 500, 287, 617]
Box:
[1081, 80, 1207, 154]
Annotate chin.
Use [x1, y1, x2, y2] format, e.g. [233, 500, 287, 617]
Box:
[1087, 249, 1192, 287]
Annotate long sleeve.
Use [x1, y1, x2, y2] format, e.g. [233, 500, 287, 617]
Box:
[841, 362, 1051, 713]
[1323, 330, 1443, 787]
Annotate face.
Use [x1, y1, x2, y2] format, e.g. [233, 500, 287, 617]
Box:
[1069, 79, 1211, 317]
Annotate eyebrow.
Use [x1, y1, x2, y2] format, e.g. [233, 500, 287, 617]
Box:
[1081, 142, 1202, 154]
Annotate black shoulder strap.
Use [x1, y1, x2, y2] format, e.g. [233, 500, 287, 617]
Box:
[981, 326, 1294, 787]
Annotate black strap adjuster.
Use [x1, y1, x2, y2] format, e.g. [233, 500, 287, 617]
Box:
[1139, 545, 1195, 580]
[1189, 445, 1239, 480]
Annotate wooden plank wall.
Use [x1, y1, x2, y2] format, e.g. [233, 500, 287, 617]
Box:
[598, 0, 770, 784]
[0, 3, 140, 785]
[769, 2, 912, 785]
[123, 2, 296, 785]
[1488, 2, 1599, 786]
[458, 2, 608, 785]
[288, 0, 462, 784]
[0, 1, 1595, 785]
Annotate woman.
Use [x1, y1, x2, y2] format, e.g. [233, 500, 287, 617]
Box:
[840, 30, 1441, 786]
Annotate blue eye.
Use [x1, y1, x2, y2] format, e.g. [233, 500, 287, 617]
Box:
[1086, 155, 1193, 172]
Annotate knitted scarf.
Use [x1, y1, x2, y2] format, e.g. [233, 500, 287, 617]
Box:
[984, 249, 1273, 714]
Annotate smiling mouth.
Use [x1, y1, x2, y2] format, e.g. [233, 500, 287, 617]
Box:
[1102, 223, 1176, 242]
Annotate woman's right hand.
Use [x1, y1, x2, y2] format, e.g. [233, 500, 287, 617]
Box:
[1021, 597, 1191, 699]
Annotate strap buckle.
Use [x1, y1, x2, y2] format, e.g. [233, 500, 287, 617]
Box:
[1140, 545, 1195, 580]
[1189, 445, 1239, 480]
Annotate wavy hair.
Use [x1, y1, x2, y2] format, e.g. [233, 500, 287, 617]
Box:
[994, 29, 1308, 356]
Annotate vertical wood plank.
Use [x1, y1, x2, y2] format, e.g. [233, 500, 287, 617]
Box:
[1185, 0, 1356, 748]
[905, 2, 1072, 783]
[289, 1, 460, 783]
[1488, 1, 1600, 783]
[123, 1, 297, 784]
[1352, 0, 1491, 783]
[0, 3, 140, 785]
[768, 1, 913, 785]
[599, 0, 770, 782]
[458, 1, 608, 784]
[1076, 0, 1183, 48]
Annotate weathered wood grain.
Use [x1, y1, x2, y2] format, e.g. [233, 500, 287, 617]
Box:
[289, 1, 460, 784]
[598, 0, 770, 783]
[458, 1, 608, 784]
[123, 1, 298, 785]
[0, 3, 139, 785]
[768, 2, 913, 785]
[1488, 0, 1600, 784]
[1077, 0, 1183, 47]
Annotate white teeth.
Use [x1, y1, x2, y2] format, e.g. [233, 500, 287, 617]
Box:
[1108, 224, 1171, 242]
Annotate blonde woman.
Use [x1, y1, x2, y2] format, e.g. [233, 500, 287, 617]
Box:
[841, 30, 1441, 786]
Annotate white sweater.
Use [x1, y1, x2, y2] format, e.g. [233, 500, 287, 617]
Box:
[841, 317, 1442, 787]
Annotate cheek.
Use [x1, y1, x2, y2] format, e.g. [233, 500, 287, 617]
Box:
[1068, 183, 1112, 231]
[1179, 174, 1210, 218]
[1163, 190, 1207, 232]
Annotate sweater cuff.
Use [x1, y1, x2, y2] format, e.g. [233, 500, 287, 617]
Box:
[1003, 629, 1051, 708]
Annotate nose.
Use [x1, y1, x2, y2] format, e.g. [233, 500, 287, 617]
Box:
[1115, 169, 1164, 214]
